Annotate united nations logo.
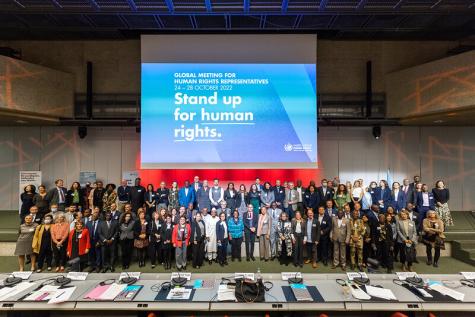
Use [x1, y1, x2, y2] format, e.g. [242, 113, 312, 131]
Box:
[284, 143, 293, 152]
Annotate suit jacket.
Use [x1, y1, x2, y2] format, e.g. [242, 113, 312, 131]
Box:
[325, 207, 337, 218]
[160, 222, 174, 243]
[318, 214, 332, 239]
[284, 188, 298, 210]
[416, 192, 435, 211]
[97, 220, 119, 245]
[147, 219, 163, 242]
[305, 217, 321, 243]
[110, 210, 122, 222]
[273, 186, 286, 205]
[46, 186, 67, 205]
[372, 187, 391, 210]
[243, 211, 258, 233]
[390, 190, 406, 212]
[216, 220, 228, 241]
[400, 185, 414, 205]
[303, 191, 319, 211]
[317, 186, 334, 207]
[66, 189, 85, 207]
[191, 220, 206, 242]
[331, 217, 350, 243]
[178, 187, 195, 207]
[224, 189, 237, 211]
[396, 219, 417, 244]
[235, 192, 249, 207]
[192, 182, 202, 195]
[86, 219, 101, 245]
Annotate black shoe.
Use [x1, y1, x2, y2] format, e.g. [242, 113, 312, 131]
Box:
[110, 267, 115, 272]
[299, 264, 303, 268]
[426, 259, 432, 265]
[323, 260, 328, 266]
[238, 258, 242, 262]
[95, 267, 101, 273]
[358, 265, 364, 272]
[433, 262, 438, 268]
[246, 257, 250, 262]
[231, 258, 235, 262]
[208, 260, 212, 265]
[183, 266, 187, 270]
[251, 256, 256, 261]
[88, 267, 96, 273]
[122, 265, 126, 270]
[102, 268, 108, 273]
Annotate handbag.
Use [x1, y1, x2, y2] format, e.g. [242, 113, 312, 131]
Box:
[435, 236, 446, 250]
[234, 278, 268, 303]
[405, 244, 416, 263]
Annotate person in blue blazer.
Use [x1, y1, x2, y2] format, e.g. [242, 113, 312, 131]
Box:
[178, 180, 195, 208]
[324, 200, 337, 218]
[416, 184, 435, 230]
[390, 182, 406, 213]
[86, 212, 102, 273]
[373, 180, 391, 213]
[243, 204, 258, 261]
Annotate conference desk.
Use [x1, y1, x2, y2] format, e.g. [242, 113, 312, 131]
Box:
[0, 272, 474, 316]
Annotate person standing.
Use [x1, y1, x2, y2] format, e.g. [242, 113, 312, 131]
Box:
[20, 185, 36, 222]
[273, 180, 286, 210]
[248, 184, 261, 218]
[390, 182, 406, 214]
[334, 184, 351, 211]
[373, 180, 391, 213]
[168, 181, 179, 212]
[284, 182, 298, 219]
[67, 221, 90, 272]
[304, 209, 321, 269]
[291, 211, 305, 267]
[196, 180, 211, 212]
[317, 206, 332, 266]
[130, 178, 146, 213]
[401, 179, 414, 205]
[32, 214, 54, 272]
[144, 184, 157, 220]
[47, 179, 67, 211]
[147, 211, 162, 269]
[86, 212, 102, 273]
[423, 210, 445, 267]
[133, 209, 149, 267]
[205, 207, 219, 264]
[160, 214, 174, 270]
[156, 182, 169, 210]
[276, 212, 293, 266]
[396, 210, 417, 271]
[92, 181, 105, 212]
[33, 185, 49, 219]
[179, 180, 195, 208]
[295, 180, 306, 213]
[172, 215, 191, 271]
[243, 204, 257, 261]
[119, 213, 135, 269]
[224, 183, 237, 212]
[349, 209, 365, 271]
[260, 182, 275, 209]
[361, 214, 372, 268]
[209, 179, 224, 209]
[373, 213, 394, 273]
[227, 209, 244, 262]
[191, 212, 206, 269]
[15, 214, 38, 271]
[102, 184, 117, 213]
[236, 184, 249, 218]
[351, 180, 364, 208]
[317, 179, 334, 208]
[117, 180, 131, 213]
[98, 211, 118, 273]
[432, 180, 453, 228]
[416, 184, 435, 231]
[66, 182, 84, 210]
[303, 185, 319, 216]
[331, 210, 350, 271]
[257, 207, 272, 261]
[51, 213, 69, 272]
[216, 212, 229, 266]
[268, 202, 282, 260]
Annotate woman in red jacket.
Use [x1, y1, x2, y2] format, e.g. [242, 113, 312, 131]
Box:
[172, 215, 191, 271]
[67, 221, 90, 272]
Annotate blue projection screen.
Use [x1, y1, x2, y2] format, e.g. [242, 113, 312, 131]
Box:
[141, 63, 317, 169]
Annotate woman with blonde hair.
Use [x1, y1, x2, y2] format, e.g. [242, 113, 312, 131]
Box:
[32, 213, 54, 272]
[15, 214, 38, 271]
[423, 210, 445, 267]
[51, 212, 69, 272]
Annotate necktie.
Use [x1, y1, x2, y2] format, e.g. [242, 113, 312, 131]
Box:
[59, 188, 65, 203]
[93, 221, 96, 238]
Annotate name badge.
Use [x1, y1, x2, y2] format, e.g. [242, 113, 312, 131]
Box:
[312, 224, 316, 227]
[429, 197, 433, 199]
[377, 227, 381, 231]
[409, 223, 414, 227]
[342, 224, 346, 227]
[78, 234, 82, 238]
[322, 221, 326, 224]
[138, 190, 142, 192]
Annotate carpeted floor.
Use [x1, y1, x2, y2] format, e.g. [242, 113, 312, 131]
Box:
[1, 256, 474, 274]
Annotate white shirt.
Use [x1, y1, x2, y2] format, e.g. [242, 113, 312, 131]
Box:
[185, 187, 189, 196]
[318, 215, 324, 224]
[394, 189, 399, 201]
[337, 219, 343, 228]
[296, 187, 303, 202]
[352, 187, 363, 198]
[422, 192, 429, 206]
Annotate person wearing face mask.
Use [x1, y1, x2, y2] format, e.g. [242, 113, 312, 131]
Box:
[172, 215, 191, 271]
[51, 213, 69, 272]
[317, 179, 334, 208]
[331, 210, 351, 271]
[33, 214, 54, 272]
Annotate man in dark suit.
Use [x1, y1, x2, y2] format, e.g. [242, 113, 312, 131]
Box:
[156, 181, 170, 209]
[98, 211, 119, 272]
[324, 199, 337, 218]
[27, 206, 42, 225]
[401, 179, 414, 205]
[109, 203, 121, 222]
[46, 179, 67, 211]
[317, 179, 334, 207]
[390, 182, 407, 213]
[86, 212, 102, 273]
[273, 180, 286, 209]
[304, 209, 321, 268]
[316, 206, 332, 266]
[243, 204, 258, 261]
[117, 179, 131, 212]
[130, 177, 145, 213]
[415, 184, 435, 231]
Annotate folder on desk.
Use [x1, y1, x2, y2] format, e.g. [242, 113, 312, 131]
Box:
[290, 284, 313, 302]
[84, 284, 111, 300]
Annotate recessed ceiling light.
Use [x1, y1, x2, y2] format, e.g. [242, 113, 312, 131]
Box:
[433, 120, 444, 123]
[15, 120, 28, 124]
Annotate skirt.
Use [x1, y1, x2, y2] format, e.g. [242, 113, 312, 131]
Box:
[134, 238, 149, 249]
[435, 203, 454, 227]
[14, 239, 33, 256]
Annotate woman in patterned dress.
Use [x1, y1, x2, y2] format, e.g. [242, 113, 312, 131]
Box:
[276, 212, 293, 266]
[432, 180, 453, 228]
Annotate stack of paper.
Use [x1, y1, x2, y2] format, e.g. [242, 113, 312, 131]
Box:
[429, 283, 465, 301]
[166, 288, 192, 300]
[365, 285, 397, 300]
[98, 283, 127, 300]
[217, 284, 236, 302]
[48, 287, 76, 304]
[0, 282, 35, 301]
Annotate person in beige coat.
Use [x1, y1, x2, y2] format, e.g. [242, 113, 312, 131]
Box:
[257, 207, 272, 261]
[331, 210, 351, 270]
[422, 210, 445, 268]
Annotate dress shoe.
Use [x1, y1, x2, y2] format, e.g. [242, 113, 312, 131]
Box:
[183, 266, 187, 270]
[323, 260, 328, 266]
[426, 259, 432, 265]
[251, 256, 256, 261]
[110, 267, 115, 272]
[312, 262, 318, 269]
[238, 258, 242, 262]
[151, 265, 156, 269]
[95, 267, 101, 273]
[231, 258, 235, 262]
[246, 257, 250, 262]
[358, 265, 364, 272]
[299, 264, 303, 268]
[433, 262, 438, 268]
[102, 268, 108, 273]
[47, 267, 52, 271]
[208, 260, 212, 265]
[350, 265, 355, 270]
[304, 259, 311, 264]
[341, 266, 346, 271]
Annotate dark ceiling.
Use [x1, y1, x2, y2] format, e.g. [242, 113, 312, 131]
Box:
[0, 0, 474, 40]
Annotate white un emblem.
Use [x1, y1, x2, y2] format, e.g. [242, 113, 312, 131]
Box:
[284, 143, 293, 152]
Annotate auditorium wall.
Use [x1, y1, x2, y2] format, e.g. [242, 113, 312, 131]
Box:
[1, 126, 474, 211]
[0, 39, 458, 94]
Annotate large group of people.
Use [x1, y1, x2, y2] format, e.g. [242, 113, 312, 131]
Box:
[16, 175, 453, 273]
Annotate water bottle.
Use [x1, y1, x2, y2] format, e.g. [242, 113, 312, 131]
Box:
[256, 267, 262, 281]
